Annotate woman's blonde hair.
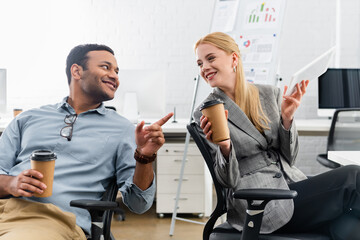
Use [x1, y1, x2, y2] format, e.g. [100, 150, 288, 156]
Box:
[195, 32, 269, 133]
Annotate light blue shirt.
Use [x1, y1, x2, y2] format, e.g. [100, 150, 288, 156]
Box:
[0, 97, 155, 234]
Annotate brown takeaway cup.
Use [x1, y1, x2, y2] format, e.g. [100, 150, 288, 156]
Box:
[13, 108, 23, 117]
[200, 99, 230, 143]
[30, 150, 57, 197]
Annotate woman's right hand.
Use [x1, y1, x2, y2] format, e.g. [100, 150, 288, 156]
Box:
[200, 111, 231, 159]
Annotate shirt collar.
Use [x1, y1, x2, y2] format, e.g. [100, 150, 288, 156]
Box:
[56, 97, 107, 115]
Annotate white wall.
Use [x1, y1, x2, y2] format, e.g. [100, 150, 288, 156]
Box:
[1, 0, 359, 118]
[0, 0, 215, 115]
[0, 0, 359, 175]
[279, 0, 360, 120]
[278, 0, 360, 175]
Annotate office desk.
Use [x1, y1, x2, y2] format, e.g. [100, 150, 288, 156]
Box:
[0, 118, 332, 136]
[295, 119, 331, 136]
[327, 151, 360, 166]
[161, 118, 332, 138]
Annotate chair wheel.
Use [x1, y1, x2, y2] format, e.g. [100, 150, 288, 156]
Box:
[114, 213, 126, 221]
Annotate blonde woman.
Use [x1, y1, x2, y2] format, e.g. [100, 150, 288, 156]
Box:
[193, 32, 360, 239]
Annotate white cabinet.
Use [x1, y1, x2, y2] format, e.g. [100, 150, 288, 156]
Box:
[156, 143, 212, 217]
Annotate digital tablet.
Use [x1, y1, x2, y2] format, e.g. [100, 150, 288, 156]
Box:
[285, 46, 336, 96]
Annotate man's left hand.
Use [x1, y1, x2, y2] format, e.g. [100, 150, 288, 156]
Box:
[135, 112, 174, 156]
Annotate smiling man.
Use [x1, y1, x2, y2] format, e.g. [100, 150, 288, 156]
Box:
[0, 44, 173, 240]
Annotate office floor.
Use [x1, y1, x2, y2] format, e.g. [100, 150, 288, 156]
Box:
[111, 202, 208, 240]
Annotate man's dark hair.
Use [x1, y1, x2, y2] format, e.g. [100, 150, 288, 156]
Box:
[66, 44, 114, 85]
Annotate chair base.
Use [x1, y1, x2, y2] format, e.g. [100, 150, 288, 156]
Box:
[113, 209, 126, 221]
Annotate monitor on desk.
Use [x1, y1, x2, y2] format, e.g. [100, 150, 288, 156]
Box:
[318, 68, 360, 117]
[0, 69, 6, 115]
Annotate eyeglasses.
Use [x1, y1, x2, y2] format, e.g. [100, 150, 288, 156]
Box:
[60, 114, 78, 141]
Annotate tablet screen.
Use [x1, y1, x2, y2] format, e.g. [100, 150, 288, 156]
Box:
[285, 46, 336, 96]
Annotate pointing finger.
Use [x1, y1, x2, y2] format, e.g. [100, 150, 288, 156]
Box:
[153, 112, 174, 127]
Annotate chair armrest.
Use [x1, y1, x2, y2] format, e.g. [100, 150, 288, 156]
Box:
[232, 189, 297, 240]
[70, 200, 119, 240]
[316, 154, 341, 169]
[233, 188, 297, 201]
[70, 199, 119, 211]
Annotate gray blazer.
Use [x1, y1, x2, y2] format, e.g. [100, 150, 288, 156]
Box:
[193, 84, 307, 233]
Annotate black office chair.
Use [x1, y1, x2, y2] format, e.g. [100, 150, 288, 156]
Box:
[317, 108, 360, 169]
[70, 178, 120, 240]
[187, 122, 330, 240]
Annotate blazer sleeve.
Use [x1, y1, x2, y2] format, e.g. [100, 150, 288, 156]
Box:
[193, 108, 240, 189]
[213, 141, 240, 189]
[276, 88, 299, 167]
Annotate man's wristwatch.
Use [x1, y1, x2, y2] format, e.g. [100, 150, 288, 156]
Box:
[134, 149, 157, 164]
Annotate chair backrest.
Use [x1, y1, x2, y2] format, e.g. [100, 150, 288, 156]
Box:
[327, 108, 360, 151]
[101, 179, 119, 240]
[187, 122, 228, 240]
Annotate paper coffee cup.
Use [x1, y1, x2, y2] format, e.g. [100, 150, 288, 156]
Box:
[13, 108, 23, 117]
[200, 99, 230, 143]
[30, 150, 57, 197]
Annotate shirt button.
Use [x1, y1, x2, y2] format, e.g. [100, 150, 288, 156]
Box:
[273, 172, 282, 178]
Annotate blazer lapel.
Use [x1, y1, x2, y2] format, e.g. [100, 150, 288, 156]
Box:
[212, 88, 268, 149]
[258, 90, 272, 141]
[256, 84, 279, 146]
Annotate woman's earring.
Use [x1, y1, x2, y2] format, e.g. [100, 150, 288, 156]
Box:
[233, 66, 236, 73]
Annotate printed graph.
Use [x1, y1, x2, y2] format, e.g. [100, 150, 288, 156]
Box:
[238, 34, 276, 64]
[244, 0, 281, 29]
